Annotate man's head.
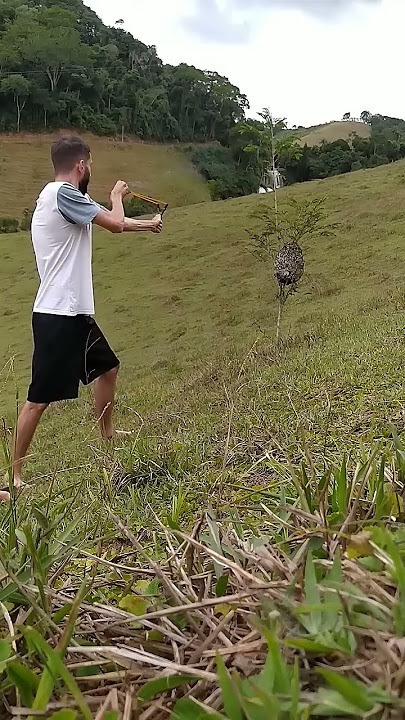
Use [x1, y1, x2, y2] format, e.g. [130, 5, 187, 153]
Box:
[51, 135, 92, 195]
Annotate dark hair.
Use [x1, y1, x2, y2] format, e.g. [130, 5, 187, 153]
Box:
[51, 135, 91, 172]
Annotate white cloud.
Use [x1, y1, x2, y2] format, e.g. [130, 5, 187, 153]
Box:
[184, 0, 382, 43]
[85, 0, 405, 126]
[184, 0, 249, 43]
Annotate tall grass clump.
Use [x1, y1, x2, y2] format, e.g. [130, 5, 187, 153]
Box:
[0, 433, 405, 718]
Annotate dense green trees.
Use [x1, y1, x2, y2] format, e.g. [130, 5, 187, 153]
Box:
[0, 0, 248, 140]
[282, 121, 405, 185]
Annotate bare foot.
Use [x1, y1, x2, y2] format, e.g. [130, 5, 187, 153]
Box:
[0, 491, 10, 502]
[105, 430, 134, 440]
[3, 473, 25, 490]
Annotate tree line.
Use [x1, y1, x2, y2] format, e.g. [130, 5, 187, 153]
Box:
[192, 112, 405, 200]
[1, 0, 405, 203]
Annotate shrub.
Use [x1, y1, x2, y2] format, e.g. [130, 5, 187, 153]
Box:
[0, 216, 19, 233]
[367, 154, 389, 168]
[124, 196, 153, 217]
[192, 145, 260, 200]
[351, 161, 363, 172]
[86, 112, 117, 136]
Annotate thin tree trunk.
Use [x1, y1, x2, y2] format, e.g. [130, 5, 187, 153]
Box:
[15, 97, 26, 133]
[16, 98, 21, 133]
[276, 295, 282, 343]
[271, 120, 279, 235]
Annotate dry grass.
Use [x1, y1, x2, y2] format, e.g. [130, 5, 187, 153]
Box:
[2, 445, 405, 720]
[0, 132, 210, 217]
[300, 121, 371, 146]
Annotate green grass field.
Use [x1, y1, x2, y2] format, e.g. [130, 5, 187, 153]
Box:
[2, 157, 405, 492]
[0, 132, 210, 217]
[2, 157, 405, 716]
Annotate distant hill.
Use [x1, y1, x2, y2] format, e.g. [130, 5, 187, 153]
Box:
[299, 121, 371, 146]
[0, 132, 210, 217]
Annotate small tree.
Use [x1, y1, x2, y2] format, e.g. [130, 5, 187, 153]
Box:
[234, 109, 302, 192]
[343, 112, 351, 121]
[250, 198, 337, 341]
[1, 75, 30, 133]
[360, 110, 372, 124]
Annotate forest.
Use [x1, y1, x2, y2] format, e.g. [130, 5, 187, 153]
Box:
[1, 0, 405, 201]
[0, 0, 248, 141]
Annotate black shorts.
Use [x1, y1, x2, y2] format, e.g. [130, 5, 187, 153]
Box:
[28, 313, 120, 404]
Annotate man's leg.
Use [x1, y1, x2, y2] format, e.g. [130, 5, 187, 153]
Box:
[93, 367, 119, 439]
[12, 401, 48, 486]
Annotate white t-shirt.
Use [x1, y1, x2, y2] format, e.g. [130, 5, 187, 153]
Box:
[31, 182, 102, 316]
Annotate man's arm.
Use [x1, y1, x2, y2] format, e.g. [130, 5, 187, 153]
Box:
[57, 181, 129, 234]
[123, 214, 163, 233]
[93, 181, 128, 234]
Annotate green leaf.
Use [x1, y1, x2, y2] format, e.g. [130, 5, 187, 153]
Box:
[215, 574, 229, 598]
[236, 673, 279, 720]
[285, 638, 341, 654]
[317, 669, 374, 712]
[74, 665, 101, 677]
[293, 602, 342, 616]
[118, 594, 149, 616]
[146, 578, 160, 596]
[25, 628, 92, 720]
[290, 659, 299, 719]
[216, 653, 243, 720]
[167, 516, 181, 531]
[206, 512, 225, 580]
[335, 457, 348, 516]
[381, 528, 405, 634]
[171, 698, 225, 719]
[0, 639, 11, 663]
[138, 675, 195, 702]
[104, 713, 119, 720]
[317, 469, 331, 496]
[305, 551, 320, 607]
[302, 551, 322, 635]
[300, 463, 313, 513]
[7, 661, 39, 707]
[52, 603, 73, 625]
[313, 688, 367, 716]
[49, 712, 77, 720]
[263, 627, 291, 695]
[29, 580, 89, 714]
[31, 507, 49, 529]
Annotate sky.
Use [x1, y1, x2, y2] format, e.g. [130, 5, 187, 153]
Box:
[85, 0, 403, 127]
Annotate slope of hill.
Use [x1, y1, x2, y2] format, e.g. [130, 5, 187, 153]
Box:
[1, 157, 405, 414]
[0, 132, 210, 217]
[300, 120, 371, 147]
[299, 120, 371, 145]
[2, 156, 405, 715]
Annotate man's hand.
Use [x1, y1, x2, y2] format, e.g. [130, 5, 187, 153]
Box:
[110, 181, 130, 200]
[151, 214, 163, 234]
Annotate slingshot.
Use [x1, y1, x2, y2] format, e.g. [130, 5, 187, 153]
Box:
[127, 190, 168, 218]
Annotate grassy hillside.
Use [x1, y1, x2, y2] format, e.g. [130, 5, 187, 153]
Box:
[2, 159, 405, 716]
[299, 120, 371, 145]
[2, 157, 405, 420]
[0, 132, 210, 217]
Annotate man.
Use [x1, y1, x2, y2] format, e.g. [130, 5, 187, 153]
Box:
[1, 135, 162, 501]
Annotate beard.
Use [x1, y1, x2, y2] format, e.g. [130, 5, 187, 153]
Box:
[79, 167, 91, 195]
